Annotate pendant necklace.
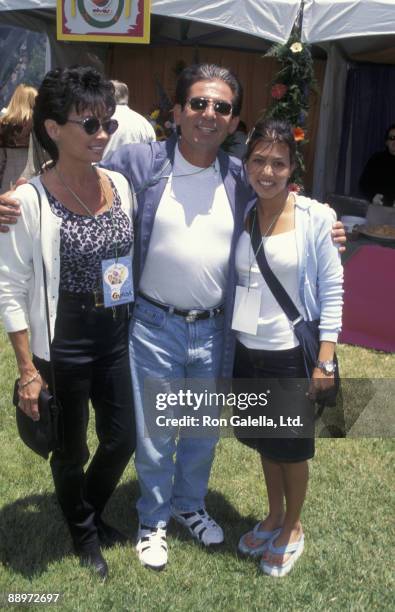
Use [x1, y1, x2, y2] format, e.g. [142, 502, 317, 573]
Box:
[248, 198, 288, 287]
[54, 166, 118, 259]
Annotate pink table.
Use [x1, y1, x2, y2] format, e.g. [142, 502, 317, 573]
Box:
[339, 244, 395, 352]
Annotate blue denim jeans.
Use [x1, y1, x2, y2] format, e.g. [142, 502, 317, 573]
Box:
[129, 295, 224, 528]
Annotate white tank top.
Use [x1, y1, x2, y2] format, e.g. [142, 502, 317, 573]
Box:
[235, 229, 307, 350]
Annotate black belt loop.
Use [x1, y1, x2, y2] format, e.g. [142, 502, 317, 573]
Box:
[138, 292, 223, 322]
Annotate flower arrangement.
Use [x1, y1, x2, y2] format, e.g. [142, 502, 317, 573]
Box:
[148, 108, 175, 141]
[264, 31, 316, 191]
[147, 65, 186, 141]
[147, 76, 176, 141]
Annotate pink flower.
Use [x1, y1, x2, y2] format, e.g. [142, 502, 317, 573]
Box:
[271, 83, 288, 100]
[288, 183, 302, 193]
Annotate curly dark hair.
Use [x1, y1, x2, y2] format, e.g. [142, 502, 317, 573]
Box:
[245, 118, 296, 166]
[175, 63, 243, 117]
[33, 65, 115, 163]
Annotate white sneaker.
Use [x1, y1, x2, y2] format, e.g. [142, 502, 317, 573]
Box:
[171, 508, 224, 546]
[136, 525, 168, 570]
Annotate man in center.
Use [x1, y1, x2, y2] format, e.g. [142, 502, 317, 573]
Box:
[102, 64, 247, 569]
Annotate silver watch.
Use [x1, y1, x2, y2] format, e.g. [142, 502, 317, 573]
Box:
[316, 360, 336, 375]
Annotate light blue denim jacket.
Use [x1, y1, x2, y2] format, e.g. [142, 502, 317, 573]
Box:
[101, 135, 251, 378]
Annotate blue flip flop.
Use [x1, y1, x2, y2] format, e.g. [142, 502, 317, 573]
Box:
[260, 533, 304, 577]
[238, 523, 281, 557]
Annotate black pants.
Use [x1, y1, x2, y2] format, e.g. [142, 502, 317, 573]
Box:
[34, 292, 136, 550]
[233, 341, 315, 462]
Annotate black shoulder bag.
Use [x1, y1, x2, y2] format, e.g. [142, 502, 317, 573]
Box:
[250, 208, 340, 409]
[12, 184, 63, 459]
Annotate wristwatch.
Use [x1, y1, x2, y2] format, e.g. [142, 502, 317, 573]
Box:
[316, 360, 337, 375]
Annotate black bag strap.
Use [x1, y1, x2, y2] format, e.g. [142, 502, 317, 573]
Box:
[250, 207, 303, 327]
[30, 182, 58, 404]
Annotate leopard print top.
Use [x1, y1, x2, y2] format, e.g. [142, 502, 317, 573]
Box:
[45, 178, 133, 292]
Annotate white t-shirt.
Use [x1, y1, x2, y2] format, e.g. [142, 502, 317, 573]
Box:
[102, 105, 156, 161]
[139, 145, 234, 309]
[236, 229, 307, 350]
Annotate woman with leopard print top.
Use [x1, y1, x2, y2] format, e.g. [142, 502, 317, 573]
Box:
[0, 66, 136, 579]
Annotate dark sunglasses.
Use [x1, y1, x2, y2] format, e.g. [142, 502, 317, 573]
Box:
[187, 97, 233, 116]
[67, 116, 118, 135]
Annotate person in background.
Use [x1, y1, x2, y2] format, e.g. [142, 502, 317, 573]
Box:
[226, 119, 248, 159]
[234, 118, 343, 577]
[0, 67, 136, 579]
[101, 79, 156, 161]
[359, 123, 395, 207]
[0, 84, 37, 194]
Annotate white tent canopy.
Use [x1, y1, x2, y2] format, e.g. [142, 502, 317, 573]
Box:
[152, 0, 301, 45]
[302, 0, 395, 43]
[0, 0, 54, 8]
[302, 0, 395, 58]
[0, 0, 301, 45]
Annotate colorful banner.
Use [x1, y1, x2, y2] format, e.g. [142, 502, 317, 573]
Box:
[57, 0, 150, 44]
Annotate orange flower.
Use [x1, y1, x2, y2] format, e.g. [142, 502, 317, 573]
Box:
[293, 127, 305, 142]
[271, 83, 288, 100]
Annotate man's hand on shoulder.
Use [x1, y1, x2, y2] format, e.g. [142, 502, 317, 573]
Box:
[331, 220, 346, 254]
[0, 178, 27, 233]
[323, 201, 347, 254]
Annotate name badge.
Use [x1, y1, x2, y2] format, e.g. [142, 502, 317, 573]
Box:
[101, 256, 134, 308]
[231, 285, 261, 335]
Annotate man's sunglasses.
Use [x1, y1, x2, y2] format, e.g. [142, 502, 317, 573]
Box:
[187, 97, 233, 116]
[67, 117, 119, 135]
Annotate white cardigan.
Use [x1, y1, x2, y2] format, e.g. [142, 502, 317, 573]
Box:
[0, 169, 134, 360]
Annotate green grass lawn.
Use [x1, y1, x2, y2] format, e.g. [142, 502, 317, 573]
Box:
[0, 326, 394, 612]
